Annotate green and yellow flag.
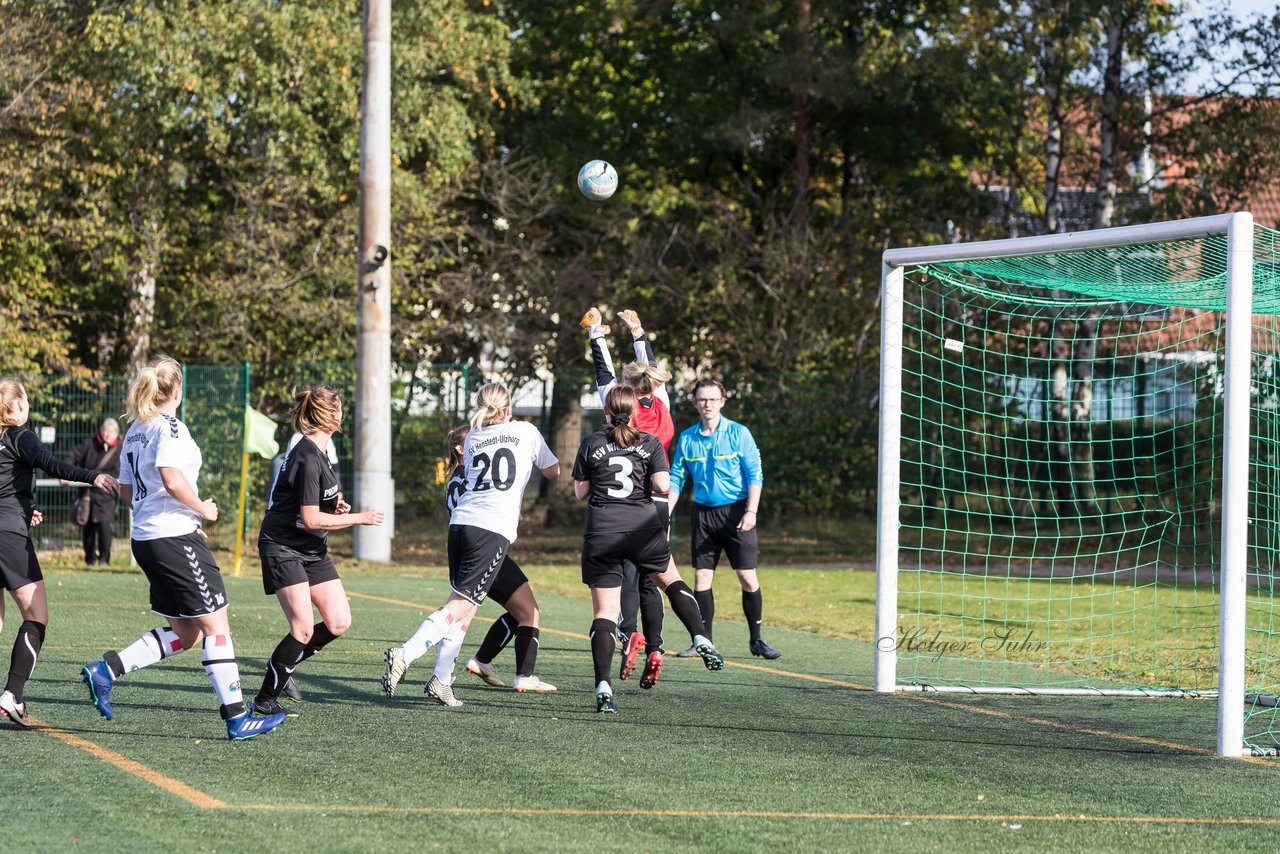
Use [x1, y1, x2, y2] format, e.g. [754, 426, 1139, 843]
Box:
[244, 407, 279, 459]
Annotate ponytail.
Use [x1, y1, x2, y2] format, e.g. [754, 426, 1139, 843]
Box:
[470, 383, 511, 429]
[445, 424, 469, 468]
[126, 356, 182, 423]
[621, 361, 672, 396]
[604, 386, 641, 448]
[290, 385, 342, 436]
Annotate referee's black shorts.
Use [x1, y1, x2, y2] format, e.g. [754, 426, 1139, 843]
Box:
[689, 499, 758, 570]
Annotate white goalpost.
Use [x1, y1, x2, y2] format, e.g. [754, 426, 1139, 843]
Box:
[874, 213, 1258, 758]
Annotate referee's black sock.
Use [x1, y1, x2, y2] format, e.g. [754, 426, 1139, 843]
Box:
[742, 589, 764, 643]
[665, 580, 708, 641]
[259, 633, 307, 701]
[514, 626, 540, 677]
[476, 612, 518, 664]
[5, 620, 46, 703]
[590, 618, 617, 685]
[694, 588, 715, 640]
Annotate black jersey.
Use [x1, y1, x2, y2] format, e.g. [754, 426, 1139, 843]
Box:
[572, 429, 669, 532]
[445, 464, 466, 515]
[258, 435, 340, 555]
[0, 426, 99, 535]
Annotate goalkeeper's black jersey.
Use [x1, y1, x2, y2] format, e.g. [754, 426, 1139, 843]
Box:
[572, 429, 668, 532]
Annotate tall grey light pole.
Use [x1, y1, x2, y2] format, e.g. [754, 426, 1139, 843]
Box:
[355, 0, 393, 560]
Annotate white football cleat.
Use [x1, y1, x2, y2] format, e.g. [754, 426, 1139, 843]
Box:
[512, 675, 557, 693]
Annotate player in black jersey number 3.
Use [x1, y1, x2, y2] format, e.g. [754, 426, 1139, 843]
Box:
[573, 386, 723, 714]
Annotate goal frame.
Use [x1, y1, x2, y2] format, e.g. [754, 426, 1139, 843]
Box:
[873, 212, 1255, 758]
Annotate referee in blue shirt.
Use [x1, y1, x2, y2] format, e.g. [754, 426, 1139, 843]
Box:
[669, 379, 781, 660]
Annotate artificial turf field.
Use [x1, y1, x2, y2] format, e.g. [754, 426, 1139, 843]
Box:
[6, 568, 1280, 852]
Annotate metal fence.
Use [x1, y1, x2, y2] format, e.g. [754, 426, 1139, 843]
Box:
[25, 362, 883, 554]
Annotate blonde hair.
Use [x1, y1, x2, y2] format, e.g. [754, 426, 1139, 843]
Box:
[290, 385, 342, 436]
[126, 356, 183, 423]
[621, 361, 672, 396]
[470, 383, 511, 429]
[446, 424, 469, 468]
[0, 378, 27, 437]
[604, 386, 641, 449]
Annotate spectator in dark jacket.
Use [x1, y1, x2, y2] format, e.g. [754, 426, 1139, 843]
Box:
[64, 418, 122, 566]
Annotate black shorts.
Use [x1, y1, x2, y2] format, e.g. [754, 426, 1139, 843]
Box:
[582, 525, 670, 588]
[132, 532, 230, 619]
[488, 555, 529, 606]
[690, 500, 759, 570]
[258, 540, 340, 595]
[0, 530, 41, 591]
[448, 524, 510, 606]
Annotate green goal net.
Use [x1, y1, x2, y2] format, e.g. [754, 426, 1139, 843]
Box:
[875, 214, 1280, 756]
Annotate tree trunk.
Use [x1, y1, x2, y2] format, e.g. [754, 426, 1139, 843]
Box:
[547, 372, 582, 497]
[790, 0, 812, 235]
[1092, 19, 1126, 229]
[1044, 66, 1065, 234]
[123, 263, 156, 375]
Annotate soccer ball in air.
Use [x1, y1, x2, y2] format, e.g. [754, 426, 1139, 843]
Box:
[577, 160, 618, 201]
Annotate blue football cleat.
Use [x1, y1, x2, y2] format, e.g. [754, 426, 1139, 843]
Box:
[226, 710, 287, 741]
[82, 661, 116, 721]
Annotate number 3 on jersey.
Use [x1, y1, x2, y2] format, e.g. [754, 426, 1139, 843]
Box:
[473, 448, 517, 492]
[605, 456, 634, 498]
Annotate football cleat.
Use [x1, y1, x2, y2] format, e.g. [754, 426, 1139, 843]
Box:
[227, 710, 286, 741]
[595, 681, 617, 714]
[693, 635, 724, 671]
[674, 645, 699, 658]
[465, 658, 505, 688]
[749, 638, 782, 660]
[252, 696, 300, 718]
[425, 675, 463, 707]
[282, 676, 303, 701]
[381, 647, 408, 697]
[512, 674, 557, 693]
[82, 661, 116, 721]
[0, 690, 30, 729]
[619, 630, 644, 681]
[639, 650, 664, 690]
[579, 307, 610, 335]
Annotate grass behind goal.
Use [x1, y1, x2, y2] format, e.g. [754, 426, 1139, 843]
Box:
[6, 568, 1280, 851]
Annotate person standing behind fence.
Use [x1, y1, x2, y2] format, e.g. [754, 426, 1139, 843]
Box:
[80, 357, 288, 740]
[251, 386, 383, 717]
[669, 379, 781, 660]
[0, 379, 119, 728]
[63, 418, 122, 566]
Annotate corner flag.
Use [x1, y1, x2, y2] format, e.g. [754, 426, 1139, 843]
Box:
[245, 407, 279, 459]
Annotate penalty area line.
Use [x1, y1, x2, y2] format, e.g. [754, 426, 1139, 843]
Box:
[225, 803, 1280, 825]
[30, 716, 228, 809]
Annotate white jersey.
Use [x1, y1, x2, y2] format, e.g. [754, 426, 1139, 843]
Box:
[119, 414, 204, 540]
[450, 420, 557, 543]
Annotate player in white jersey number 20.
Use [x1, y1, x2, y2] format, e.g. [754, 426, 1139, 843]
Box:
[381, 383, 560, 701]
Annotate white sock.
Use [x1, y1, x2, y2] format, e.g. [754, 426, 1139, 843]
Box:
[117, 627, 184, 673]
[433, 621, 469, 684]
[201, 635, 244, 711]
[402, 609, 454, 664]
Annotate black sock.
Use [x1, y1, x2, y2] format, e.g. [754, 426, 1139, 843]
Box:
[300, 622, 340, 663]
[639, 577, 665, 653]
[590, 618, 617, 685]
[476, 612, 518, 664]
[5, 620, 46, 702]
[743, 588, 764, 642]
[694, 588, 715, 640]
[258, 633, 307, 701]
[513, 626, 540, 677]
[665, 581, 707, 642]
